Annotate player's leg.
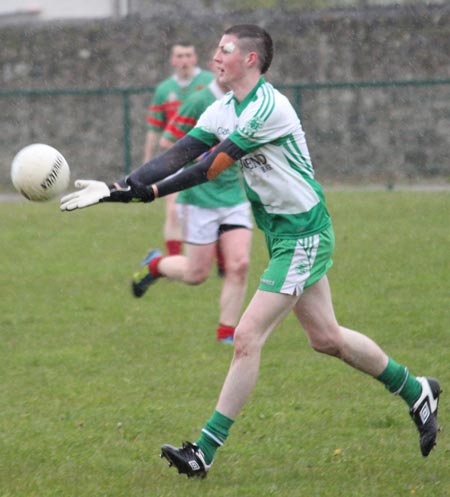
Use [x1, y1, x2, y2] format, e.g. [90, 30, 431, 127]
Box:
[163, 193, 183, 255]
[216, 227, 251, 342]
[157, 242, 216, 284]
[293, 275, 388, 375]
[216, 290, 298, 417]
[215, 204, 252, 341]
[161, 290, 299, 477]
[161, 234, 303, 476]
[132, 203, 215, 297]
[294, 275, 441, 456]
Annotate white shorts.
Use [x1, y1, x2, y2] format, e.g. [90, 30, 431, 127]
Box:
[176, 202, 253, 245]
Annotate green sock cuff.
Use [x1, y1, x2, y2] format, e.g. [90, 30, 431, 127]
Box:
[377, 358, 402, 387]
[196, 411, 234, 464]
[377, 358, 422, 407]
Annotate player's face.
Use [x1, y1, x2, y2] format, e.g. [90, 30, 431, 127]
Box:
[213, 35, 247, 88]
[170, 45, 198, 79]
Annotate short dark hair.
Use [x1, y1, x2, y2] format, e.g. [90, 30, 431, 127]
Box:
[171, 41, 196, 51]
[224, 24, 273, 74]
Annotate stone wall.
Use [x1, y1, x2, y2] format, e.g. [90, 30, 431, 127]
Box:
[1, 4, 449, 189]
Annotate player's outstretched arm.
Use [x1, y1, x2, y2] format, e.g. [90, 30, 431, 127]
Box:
[60, 136, 209, 212]
[152, 138, 246, 199]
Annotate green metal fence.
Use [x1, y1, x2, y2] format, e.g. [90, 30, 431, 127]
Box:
[2, 77, 450, 175]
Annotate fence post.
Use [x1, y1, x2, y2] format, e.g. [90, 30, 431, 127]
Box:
[122, 90, 132, 175]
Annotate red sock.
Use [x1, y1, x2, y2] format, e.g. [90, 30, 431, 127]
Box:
[216, 324, 235, 341]
[148, 256, 163, 277]
[166, 240, 183, 256]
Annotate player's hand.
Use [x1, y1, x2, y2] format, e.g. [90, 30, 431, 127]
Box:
[103, 178, 154, 203]
[60, 180, 110, 211]
[124, 176, 155, 203]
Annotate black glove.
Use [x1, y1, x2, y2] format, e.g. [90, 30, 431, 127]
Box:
[126, 176, 155, 202]
[103, 177, 155, 203]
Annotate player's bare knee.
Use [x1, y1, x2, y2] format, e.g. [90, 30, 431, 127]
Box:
[308, 330, 343, 357]
[233, 325, 259, 358]
[226, 255, 249, 280]
[184, 269, 209, 285]
[311, 341, 341, 357]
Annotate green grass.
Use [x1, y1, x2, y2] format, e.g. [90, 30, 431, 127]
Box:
[1, 191, 449, 497]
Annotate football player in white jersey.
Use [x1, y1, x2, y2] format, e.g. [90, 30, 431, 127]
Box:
[61, 24, 441, 478]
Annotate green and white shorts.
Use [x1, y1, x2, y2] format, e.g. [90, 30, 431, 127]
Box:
[259, 224, 335, 296]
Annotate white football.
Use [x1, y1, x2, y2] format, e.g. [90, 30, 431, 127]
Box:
[11, 143, 70, 201]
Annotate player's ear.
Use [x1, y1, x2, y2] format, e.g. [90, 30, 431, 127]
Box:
[246, 51, 258, 69]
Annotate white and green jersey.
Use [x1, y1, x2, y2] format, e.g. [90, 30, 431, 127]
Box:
[189, 77, 331, 238]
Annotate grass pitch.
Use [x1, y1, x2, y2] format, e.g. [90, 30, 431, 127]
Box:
[1, 191, 448, 497]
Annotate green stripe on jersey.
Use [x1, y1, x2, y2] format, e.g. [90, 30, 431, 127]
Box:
[189, 127, 219, 148]
[283, 135, 314, 177]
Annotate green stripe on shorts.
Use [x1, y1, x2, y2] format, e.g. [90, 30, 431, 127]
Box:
[259, 224, 335, 295]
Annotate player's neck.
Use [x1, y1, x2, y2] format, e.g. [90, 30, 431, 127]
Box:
[174, 67, 200, 87]
[230, 72, 261, 103]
